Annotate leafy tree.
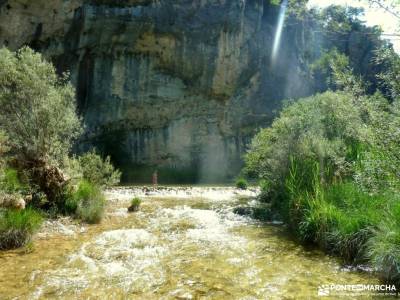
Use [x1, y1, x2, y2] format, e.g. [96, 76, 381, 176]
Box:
[351, 87, 400, 193]
[245, 91, 368, 196]
[0, 47, 82, 204]
[307, 5, 387, 94]
[374, 46, 400, 99]
[311, 48, 357, 91]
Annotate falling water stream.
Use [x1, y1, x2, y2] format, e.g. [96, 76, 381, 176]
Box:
[0, 187, 382, 299]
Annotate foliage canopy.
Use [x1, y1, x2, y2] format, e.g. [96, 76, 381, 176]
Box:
[0, 47, 82, 165]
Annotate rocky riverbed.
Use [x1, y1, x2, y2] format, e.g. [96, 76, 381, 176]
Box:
[0, 186, 379, 299]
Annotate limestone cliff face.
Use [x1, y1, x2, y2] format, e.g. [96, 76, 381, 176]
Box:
[0, 0, 314, 182]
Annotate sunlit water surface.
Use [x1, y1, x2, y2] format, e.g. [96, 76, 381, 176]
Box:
[0, 187, 382, 299]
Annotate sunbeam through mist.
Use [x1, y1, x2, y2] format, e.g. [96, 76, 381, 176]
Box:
[271, 0, 288, 65]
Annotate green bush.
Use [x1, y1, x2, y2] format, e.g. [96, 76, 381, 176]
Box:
[245, 91, 368, 200]
[128, 197, 141, 212]
[61, 156, 84, 187]
[61, 186, 79, 215]
[368, 200, 400, 287]
[78, 150, 121, 187]
[235, 178, 248, 190]
[299, 182, 385, 261]
[74, 181, 106, 224]
[241, 39, 400, 285]
[0, 168, 25, 193]
[244, 89, 400, 284]
[0, 208, 43, 250]
[354, 95, 400, 193]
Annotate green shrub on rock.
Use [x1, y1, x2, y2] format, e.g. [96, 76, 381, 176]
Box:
[128, 197, 141, 212]
[0, 208, 42, 250]
[235, 178, 248, 190]
[74, 180, 106, 224]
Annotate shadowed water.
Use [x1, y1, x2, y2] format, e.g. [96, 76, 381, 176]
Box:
[0, 187, 382, 299]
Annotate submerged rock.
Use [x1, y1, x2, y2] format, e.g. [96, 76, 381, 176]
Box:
[127, 203, 140, 212]
[233, 203, 272, 222]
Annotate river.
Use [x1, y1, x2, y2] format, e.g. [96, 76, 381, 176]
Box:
[0, 187, 382, 299]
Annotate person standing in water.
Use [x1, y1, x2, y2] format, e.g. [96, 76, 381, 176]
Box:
[152, 170, 158, 187]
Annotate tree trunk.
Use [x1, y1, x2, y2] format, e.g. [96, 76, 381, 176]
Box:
[22, 158, 68, 208]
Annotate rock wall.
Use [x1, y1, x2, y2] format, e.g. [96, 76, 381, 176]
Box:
[0, 0, 319, 182]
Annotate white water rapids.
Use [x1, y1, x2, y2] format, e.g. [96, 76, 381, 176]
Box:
[0, 187, 378, 299]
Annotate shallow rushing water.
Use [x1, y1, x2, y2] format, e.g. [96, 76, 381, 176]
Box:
[0, 187, 383, 299]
